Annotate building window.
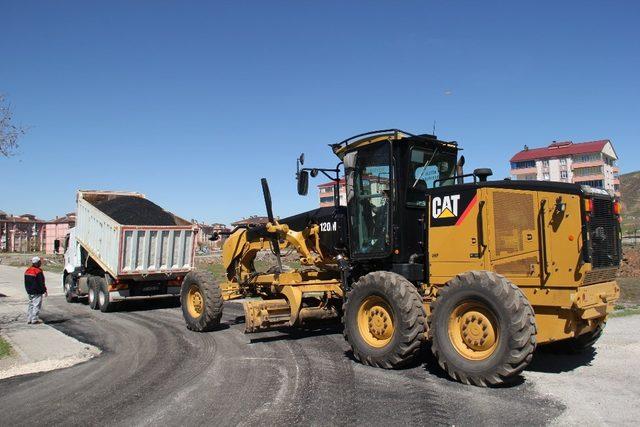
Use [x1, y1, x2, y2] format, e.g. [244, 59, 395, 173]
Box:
[559, 158, 567, 165]
[542, 159, 549, 167]
[320, 196, 334, 204]
[580, 180, 604, 189]
[543, 173, 550, 181]
[560, 170, 568, 180]
[511, 160, 536, 169]
[574, 166, 602, 177]
[575, 153, 601, 163]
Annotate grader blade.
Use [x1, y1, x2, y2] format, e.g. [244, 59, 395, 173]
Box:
[243, 299, 291, 333]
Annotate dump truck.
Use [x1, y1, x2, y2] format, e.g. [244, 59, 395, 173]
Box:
[180, 129, 621, 386]
[62, 190, 197, 312]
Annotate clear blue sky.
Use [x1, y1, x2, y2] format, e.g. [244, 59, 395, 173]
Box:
[1, 1, 638, 224]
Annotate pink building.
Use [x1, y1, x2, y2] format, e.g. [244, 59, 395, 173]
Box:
[318, 178, 346, 207]
[192, 221, 230, 250]
[0, 212, 46, 252]
[510, 139, 620, 197]
[44, 213, 76, 254]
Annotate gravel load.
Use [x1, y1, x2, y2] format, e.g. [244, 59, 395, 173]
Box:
[92, 196, 179, 226]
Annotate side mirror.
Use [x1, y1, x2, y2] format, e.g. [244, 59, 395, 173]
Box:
[297, 170, 309, 195]
[298, 153, 305, 166]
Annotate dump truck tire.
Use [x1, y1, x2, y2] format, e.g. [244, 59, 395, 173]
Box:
[545, 322, 606, 354]
[98, 277, 115, 313]
[64, 275, 77, 303]
[343, 271, 426, 369]
[181, 271, 223, 332]
[429, 271, 536, 387]
[88, 277, 100, 310]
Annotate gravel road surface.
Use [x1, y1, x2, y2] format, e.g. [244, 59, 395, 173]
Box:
[0, 292, 637, 426]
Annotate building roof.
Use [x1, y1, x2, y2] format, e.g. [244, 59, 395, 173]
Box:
[510, 140, 612, 162]
[0, 215, 45, 223]
[48, 213, 77, 224]
[231, 216, 270, 226]
[318, 178, 346, 188]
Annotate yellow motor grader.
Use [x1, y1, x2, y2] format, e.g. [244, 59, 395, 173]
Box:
[181, 129, 621, 386]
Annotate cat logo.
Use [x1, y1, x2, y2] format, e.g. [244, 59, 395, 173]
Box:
[432, 194, 461, 219]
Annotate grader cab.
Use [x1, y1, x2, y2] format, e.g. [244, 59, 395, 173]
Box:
[181, 129, 621, 386]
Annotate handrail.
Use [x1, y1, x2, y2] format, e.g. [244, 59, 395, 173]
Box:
[478, 200, 487, 252]
[538, 199, 550, 283]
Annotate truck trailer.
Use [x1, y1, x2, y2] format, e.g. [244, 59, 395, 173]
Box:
[63, 190, 198, 312]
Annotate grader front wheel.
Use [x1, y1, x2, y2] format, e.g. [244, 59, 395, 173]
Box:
[181, 271, 223, 332]
[344, 271, 426, 369]
[429, 271, 537, 387]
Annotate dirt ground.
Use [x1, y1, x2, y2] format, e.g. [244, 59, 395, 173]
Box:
[620, 245, 640, 278]
[0, 252, 64, 274]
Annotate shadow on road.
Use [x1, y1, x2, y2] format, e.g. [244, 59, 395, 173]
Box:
[114, 297, 182, 312]
[248, 323, 343, 344]
[527, 347, 596, 373]
[74, 296, 182, 313]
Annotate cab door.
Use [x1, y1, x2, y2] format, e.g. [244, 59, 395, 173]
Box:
[345, 141, 394, 260]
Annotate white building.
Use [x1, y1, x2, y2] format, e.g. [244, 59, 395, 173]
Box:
[510, 140, 620, 197]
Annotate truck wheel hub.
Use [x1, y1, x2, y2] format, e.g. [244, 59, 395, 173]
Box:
[358, 296, 394, 347]
[448, 302, 498, 359]
[187, 286, 204, 318]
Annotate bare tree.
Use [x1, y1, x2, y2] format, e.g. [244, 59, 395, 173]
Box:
[0, 94, 26, 157]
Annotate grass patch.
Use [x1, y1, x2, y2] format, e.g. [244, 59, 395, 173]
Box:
[611, 306, 640, 318]
[200, 258, 302, 283]
[0, 336, 12, 359]
[41, 264, 65, 274]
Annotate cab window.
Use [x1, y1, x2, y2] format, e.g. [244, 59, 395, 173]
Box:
[407, 147, 456, 207]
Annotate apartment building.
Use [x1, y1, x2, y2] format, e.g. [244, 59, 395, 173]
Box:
[0, 212, 46, 252]
[510, 139, 620, 196]
[318, 179, 346, 207]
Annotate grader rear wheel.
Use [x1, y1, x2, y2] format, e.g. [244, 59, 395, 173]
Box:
[181, 271, 223, 332]
[429, 271, 537, 387]
[344, 271, 426, 369]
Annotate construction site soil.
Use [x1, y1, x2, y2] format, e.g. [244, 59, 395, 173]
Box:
[93, 196, 179, 226]
[621, 246, 640, 278]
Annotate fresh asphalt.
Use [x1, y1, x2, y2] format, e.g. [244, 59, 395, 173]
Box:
[0, 293, 570, 427]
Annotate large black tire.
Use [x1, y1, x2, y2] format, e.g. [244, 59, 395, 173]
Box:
[181, 271, 223, 332]
[429, 271, 536, 387]
[544, 322, 606, 354]
[64, 275, 78, 303]
[343, 271, 426, 369]
[98, 277, 115, 313]
[88, 277, 100, 310]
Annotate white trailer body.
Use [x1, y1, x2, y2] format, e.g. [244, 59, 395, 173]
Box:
[75, 191, 196, 277]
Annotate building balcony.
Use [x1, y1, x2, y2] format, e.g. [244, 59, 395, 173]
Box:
[510, 167, 537, 176]
[571, 159, 605, 168]
[573, 174, 605, 182]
